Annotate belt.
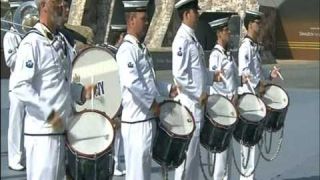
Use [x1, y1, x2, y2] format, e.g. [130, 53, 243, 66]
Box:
[121, 117, 158, 124]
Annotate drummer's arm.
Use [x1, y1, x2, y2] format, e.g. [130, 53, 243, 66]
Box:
[71, 83, 96, 105]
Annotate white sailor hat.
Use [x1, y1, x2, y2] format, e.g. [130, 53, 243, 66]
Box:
[174, 0, 200, 10]
[245, 10, 264, 21]
[9, 0, 22, 8]
[123, 1, 148, 12]
[110, 24, 127, 32]
[209, 17, 229, 30]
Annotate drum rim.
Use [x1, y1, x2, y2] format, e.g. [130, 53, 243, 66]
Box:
[72, 46, 115, 66]
[66, 109, 115, 158]
[205, 94, 239, 127]
[238, 93, 267, 123]
[261, 83, 290, 111]
[158, 100, 196, 138]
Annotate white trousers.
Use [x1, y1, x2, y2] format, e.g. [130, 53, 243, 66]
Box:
[240, 145, 255, 180]
[8, 91, 25, 167]
[121, 120, 155, 180]
[174, 96, 204, 180]
[113, 129, 125, 171]
[212, 148, 232, 180]
[24, 135, 66, 180]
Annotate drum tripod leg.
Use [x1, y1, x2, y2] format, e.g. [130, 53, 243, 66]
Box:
[161, 166, 168, 180]
[75, 153, 79, 180]
[94, 154, 97, 180]
[207, 151, 216, 177]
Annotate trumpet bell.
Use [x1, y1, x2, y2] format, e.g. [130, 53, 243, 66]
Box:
[13, 1, 38, 35]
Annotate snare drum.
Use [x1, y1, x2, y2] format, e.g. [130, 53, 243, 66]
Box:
[152, 100, 195, 168]
[72, 46, 122, 119]
[66, 110, 115, 180]
[200, 94, 238, 153]
[233, 94, 267, 147]
[260, 84, 289, 132]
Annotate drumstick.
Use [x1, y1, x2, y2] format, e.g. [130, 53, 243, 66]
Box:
[246, 77, 255, 95]
[91, 75, 94, 109]
[219, 72, 227, 83]
[173, 78, 181, 95]
[273, 66, 284, 80]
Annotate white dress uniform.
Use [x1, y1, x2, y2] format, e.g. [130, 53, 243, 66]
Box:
[11, 22, 83, 180]
[116, 34, 171, 180]
[238, 10, 269, 180]
[3, 27, 25, 170]
[208, 44, 239, 180]
[172, 22, 214, 180]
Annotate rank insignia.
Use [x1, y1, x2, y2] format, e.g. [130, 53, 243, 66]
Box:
[128, 62, 134, 68]
[26, 60, 33, 68]
[212, 65, 217, 70]
[8, 49, 13, 54]
[177, 47, 182, 56]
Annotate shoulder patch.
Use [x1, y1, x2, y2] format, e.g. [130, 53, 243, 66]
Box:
[177, 47, 183, 56]
[8, 49, 13, 54]
[245, 54, 249, 60]
[212, 65, 217, 70]
[26, 60, 34, 68]
[128, 62, 134, 68]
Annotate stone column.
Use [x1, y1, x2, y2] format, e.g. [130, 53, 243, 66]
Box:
[68, 0, 87, 26]
[144, 0, 175, 48]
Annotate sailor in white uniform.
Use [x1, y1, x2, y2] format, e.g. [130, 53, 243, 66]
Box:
[116, 1, 177, 180]
[110, 24, 127, 177]
[3, 0, 25, 171]
[238, 10, 281, 180]
[172, 0, 217, 179]
[208, 17, 241, 180]
[11, 0, 94, 179]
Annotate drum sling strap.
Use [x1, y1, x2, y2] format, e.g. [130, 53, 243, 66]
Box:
[121, 117, 158, 124]
[24, 132, 65, 136]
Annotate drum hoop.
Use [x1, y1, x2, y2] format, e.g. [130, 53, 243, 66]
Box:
[238, 93, 267, 123]
[206, 94, 239, 126]
[159, 100, 196, 137]
[72, 46, 115, 66]
[66, 109, 115, 158]
[262, 83, 290, 111]
[205, 113, 237, 130]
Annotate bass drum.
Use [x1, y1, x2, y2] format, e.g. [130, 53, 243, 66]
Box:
[72, 46, 122, 119]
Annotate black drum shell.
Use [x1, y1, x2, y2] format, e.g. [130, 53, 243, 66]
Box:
[66, 146, 114, 180]
[200, 114, 236, 153]
[264, 107, 288, 132]
[233, 116, 265, 147]
[152, 124, 191, 168]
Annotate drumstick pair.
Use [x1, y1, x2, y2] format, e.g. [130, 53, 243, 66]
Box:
[273, 66, 284, 80]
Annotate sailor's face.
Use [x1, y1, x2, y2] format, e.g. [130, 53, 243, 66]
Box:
[134, 12, 149, 39]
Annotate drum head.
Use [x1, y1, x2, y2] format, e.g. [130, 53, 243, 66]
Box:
[159, 101, 195, 136]
[67, 111, 114, 155]
[206, 95, 237, 126]
[72, 47, 121, 119]
[261, 85, 289, 110]
[238, 94, 266, 122]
